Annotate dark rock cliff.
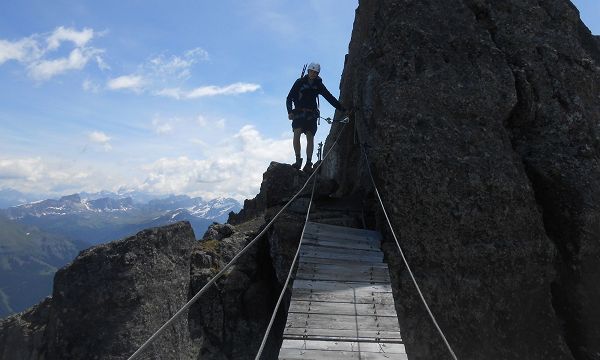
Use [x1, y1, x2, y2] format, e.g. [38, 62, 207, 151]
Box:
[324, 0, 600, 359]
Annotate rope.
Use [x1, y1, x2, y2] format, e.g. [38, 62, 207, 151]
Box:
[127, 122, 347, 360]
[360, 144, 458, 360]
[254, 170, 317, 360]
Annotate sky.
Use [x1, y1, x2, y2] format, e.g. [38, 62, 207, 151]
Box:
[0, 1, 598, 202]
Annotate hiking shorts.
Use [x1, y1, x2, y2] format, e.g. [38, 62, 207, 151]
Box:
[292, 110, 318, 135]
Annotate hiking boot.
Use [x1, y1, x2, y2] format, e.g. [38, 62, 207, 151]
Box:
[292, 157, 302, 170]
[303, 161, 313, 173]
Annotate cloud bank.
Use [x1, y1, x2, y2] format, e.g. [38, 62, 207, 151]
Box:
[0, 125, 294, 201]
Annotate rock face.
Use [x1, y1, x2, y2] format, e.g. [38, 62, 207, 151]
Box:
[0, 222, 198, 360]
[324, 0, 600, 359]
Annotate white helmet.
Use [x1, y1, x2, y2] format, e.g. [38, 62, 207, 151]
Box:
[307, 62, 321, 73]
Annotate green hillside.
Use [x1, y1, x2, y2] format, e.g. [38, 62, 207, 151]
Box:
[0, 215, 81, 318]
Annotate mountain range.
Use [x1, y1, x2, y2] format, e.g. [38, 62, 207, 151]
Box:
[1, 192, 240, 244]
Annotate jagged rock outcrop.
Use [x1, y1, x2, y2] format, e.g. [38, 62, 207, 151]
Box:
[229, 162, 336, 225]
[324, 0, 600, 359]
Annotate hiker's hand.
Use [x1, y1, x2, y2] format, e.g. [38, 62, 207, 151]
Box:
[288, 113, 293, 120]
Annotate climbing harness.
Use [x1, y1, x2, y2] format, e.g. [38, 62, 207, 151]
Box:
[360, 142, 459, 360]
[127, 121, 348, 360]
[320, 115, 350, 124]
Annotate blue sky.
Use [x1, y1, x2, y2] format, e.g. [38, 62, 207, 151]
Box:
[0, 1, 597, 201]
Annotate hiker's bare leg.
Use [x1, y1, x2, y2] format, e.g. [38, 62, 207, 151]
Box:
[293, 128, 302, 158]
[306, 131, 314, 163]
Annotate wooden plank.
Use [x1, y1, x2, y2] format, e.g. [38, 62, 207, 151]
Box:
[302, 237, 380, 251]
[297, 263, 390, 274]
[303, 229, 381, 243]
[302, 244, 383, 259]
[299, 256, 386, 267]
[292, 280, 392, 293]
[304, 233, 381, 245]
[305, 226, 381, 238]
[286, 313, 401, 332]
[279, 348, 409, 360]
[304, 231, 381, 245]
[362, 352, 410, 360]
[291, 289, 396, 305]
[289, 300, 399, 317]
[295, 272, 390, 284]
[297, 265, 390, 279]
[295, 270, 390, 284]
[283, 328, 403, 342]
[281, 340, 406, 354]
[278, 348, 360, 360]
[306, 222, 381, 238]
[301, 244, 383, 258]
[300, 251, 383, 263]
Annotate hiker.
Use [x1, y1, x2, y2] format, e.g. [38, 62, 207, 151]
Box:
[286, 62, 346, 172]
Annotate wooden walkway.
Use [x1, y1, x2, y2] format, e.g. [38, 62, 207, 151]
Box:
[278, 222, 408, 359]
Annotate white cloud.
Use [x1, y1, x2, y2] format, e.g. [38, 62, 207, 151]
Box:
[196, 115, 208, 127]
[0, 38, 40, 65]
[152, 117, 174, 135]
[95, 55, 110, 71]
[215, 118, 226, 129]
[139, 125, 293, 200]
[107, 75, 145, 91]
[196, 115, 225, 129]
[107, 47, 210, 94]
[188, 83, 261, 97]
[82, 79, 100, 92]
[0, 158, 44, 181]
[46, 26, 94, 50]
[105, 48, 259, 99]
[0, 157, 105, 195]
[157, 82, 261, 100]
[155, 87, 182, 98]
[0, 26, 105, 80]
[148, 47, 209, 80]
[88, 131, 112, 151]
[28, 47, 102, 81]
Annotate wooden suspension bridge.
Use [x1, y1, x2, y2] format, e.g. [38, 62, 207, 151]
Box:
[277, 220, 407, 359]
